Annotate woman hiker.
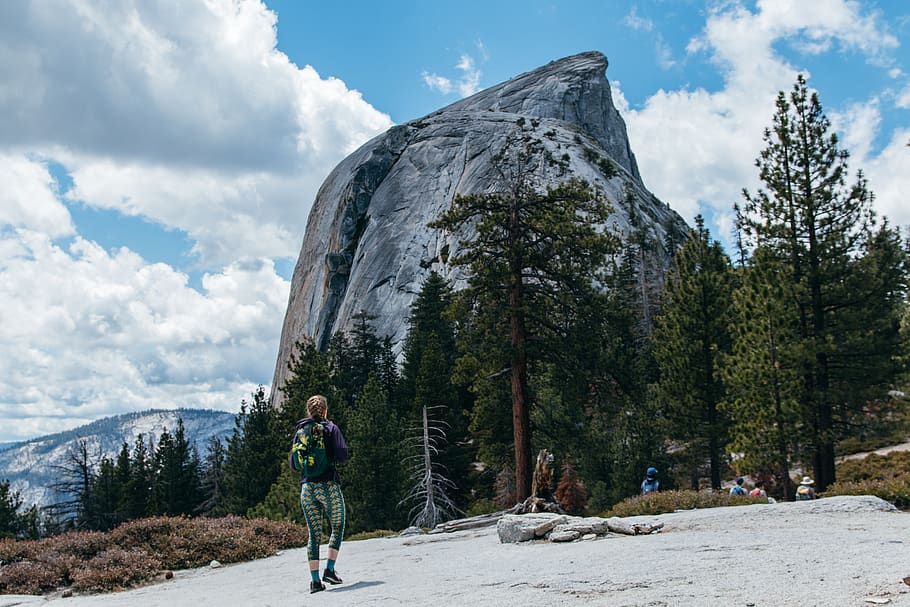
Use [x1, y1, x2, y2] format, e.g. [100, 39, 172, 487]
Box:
[294, 394, 350, 594]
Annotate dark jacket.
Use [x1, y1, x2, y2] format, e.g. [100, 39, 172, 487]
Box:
[293, 417, 350, 484]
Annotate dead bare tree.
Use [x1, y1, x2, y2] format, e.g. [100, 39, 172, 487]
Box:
[398, 406, 462, 528]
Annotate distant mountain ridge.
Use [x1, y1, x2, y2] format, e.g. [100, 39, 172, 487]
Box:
[0, 408, 236, 509]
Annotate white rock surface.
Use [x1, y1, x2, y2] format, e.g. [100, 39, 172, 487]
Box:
[4, 496, 907, 607]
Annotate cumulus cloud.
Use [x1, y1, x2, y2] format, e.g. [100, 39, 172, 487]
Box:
[423, 51, 484, 98]
[0, 155, 73, 238]
[0, 225, 289, 441]
[0, 0, 392, 268]
[617, 0, 903, 244]
[0, 0, 393, 442]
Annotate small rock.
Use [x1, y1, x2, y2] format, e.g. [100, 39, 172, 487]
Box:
[581, 533, 597, 541]
[62, 589, 73, 598]
[903, 577, 910, 586]
[864, 598, 891, 604]
[549, 529, 581, 542]
[210, 559, 222, 568]
[400, 526, 425, 536]
[164, 570, 174, 580]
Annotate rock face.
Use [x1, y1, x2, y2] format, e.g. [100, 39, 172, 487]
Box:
[271, 51, 689, 403]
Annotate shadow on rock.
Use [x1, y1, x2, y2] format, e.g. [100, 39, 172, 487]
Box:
[329, 580, 385, 593]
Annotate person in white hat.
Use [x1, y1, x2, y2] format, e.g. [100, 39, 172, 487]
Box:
[795, 476, 816, 500]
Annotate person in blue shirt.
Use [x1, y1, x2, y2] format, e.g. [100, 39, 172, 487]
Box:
[730, 477, 747, 496]
[641, 467, 660, 494]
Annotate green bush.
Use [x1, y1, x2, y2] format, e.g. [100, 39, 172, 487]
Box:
[822, 475, 910, 510]
[603, 490, 766, 517]
[837, 451, 910, 482]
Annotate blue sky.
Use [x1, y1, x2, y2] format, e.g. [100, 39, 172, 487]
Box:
[0, 0, 908, 443]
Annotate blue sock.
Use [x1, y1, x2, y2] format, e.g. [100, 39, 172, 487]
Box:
[310, 569, 320, 583]
[327, 559, 336, 572]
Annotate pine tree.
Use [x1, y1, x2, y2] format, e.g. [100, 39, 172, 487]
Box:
[88, 456, 121, 530]
[123, 434, 153, 520]
[430, 137, 618, 500]
[222, 386, 282, 515]
[151, 419, 201, 516]
[0, 479, 24, 538]
[198, 436, 228, 517]
[399, 274, 473, 508]
[722, 247, 805, 500]
[740, 75, 906, 489]
[653, 216, 735, 489]
[343, 374, 403, 533]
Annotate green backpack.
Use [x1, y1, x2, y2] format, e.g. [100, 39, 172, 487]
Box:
[290, 421, 330, 478]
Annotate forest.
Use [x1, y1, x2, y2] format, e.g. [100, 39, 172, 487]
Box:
[2, 76, 909, 540]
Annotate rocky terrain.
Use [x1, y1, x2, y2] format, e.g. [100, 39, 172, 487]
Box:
[3, 495, 907, 607]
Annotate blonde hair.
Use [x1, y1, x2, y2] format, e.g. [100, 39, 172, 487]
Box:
[306, 395, 328, 421]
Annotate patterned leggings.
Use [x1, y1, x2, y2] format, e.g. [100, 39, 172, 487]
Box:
[300, 480, 346, 561]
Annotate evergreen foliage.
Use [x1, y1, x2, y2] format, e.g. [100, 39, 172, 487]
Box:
[0, 479, 24, 538]
[430, 136, 619, 500]
[343, 374, 404, 533]
[653, 216, 735, 489]
[739, 75, 908, 490]
[722, 247, 805, 500]
[222, 386, 282, 515]
[151, 419, 201, 516]
[198, 436, 228, 517]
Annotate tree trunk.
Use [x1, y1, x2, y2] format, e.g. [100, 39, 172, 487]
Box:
[509, 192, 532, 501]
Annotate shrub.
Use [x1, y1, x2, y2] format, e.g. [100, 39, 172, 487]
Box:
[554, 462, 588, 516]
[822, 475, 910, 510]
[836, 452, 910, 482]
[0, 516, 308, 596]
[464, 498, 495, 518]
[70, 548, 163, 592]
[603, 490, 766, 517]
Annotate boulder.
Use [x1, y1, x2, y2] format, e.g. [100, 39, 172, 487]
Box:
[497, 513, 568, 543]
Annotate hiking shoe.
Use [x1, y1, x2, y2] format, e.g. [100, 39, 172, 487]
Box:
[310, 580, 326, 594]
[322, 569, 343, 585]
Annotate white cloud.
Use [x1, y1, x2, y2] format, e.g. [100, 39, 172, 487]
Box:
[623, 6, 654, 32]
[655, 34, 677, 69]
[896, 83, 910, 109]
[0, 0, 392, 268]
[423, 52, 483, 98]
[456, 54, 482, 97]
[0, 226, 288, 441]
[617, 0, 901, 245]
[423, 72, 454, 95]
[0, 155, 73, 238]
[0, 0, 393, 442]
[830, 99, 881, 163]
[863, 129, 910, 229]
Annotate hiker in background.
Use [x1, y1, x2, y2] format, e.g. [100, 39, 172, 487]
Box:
[641, 467, 660, 495]
[294, 394, 350, 594]
[749, 480, 767, 498]
[795, 476, 816, 501]
[729, 477, 747, 496]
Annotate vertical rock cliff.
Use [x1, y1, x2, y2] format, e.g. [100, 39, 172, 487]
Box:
[271, 51, 689, 404]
